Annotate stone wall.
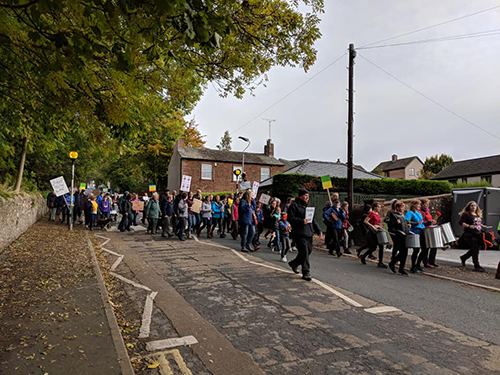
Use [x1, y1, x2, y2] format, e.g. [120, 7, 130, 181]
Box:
[0, 193, 48, 252]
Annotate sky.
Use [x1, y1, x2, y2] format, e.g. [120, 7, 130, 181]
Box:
[187, 0, 500, 171]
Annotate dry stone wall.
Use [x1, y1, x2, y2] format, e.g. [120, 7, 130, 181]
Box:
[0, 193, 48, 251]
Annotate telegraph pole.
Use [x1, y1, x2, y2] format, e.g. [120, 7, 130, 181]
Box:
[347, 43, 356, 209]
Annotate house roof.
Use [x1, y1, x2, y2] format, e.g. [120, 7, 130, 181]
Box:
[178, 147, 284, 166]
[372, 156, 423, 172]
[432, 154, 500, 180]
[260, 160, 382, 187]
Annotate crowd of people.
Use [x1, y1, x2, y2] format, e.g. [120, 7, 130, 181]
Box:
[47, 179, 488, 279]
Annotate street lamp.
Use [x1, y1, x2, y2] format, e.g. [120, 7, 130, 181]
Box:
[238, 136, 250, 176]
[69, 151, 78, 231]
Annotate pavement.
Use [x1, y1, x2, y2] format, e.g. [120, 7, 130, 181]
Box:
[428, 248, 500, 271]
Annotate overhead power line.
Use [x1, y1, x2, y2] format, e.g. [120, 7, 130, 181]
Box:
[210, 51, 347, 147]
[358, 28, 500, 50]
[357, 53, 500, 141]
[360, 4, 500, 49]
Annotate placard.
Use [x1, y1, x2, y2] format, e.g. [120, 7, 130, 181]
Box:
[251, 181, 259, 198]
[240, 181, 251, 190]
[103, 188, 108, 193]
[259, 194, 270, 205]
[50, 176, 69, 197]
[85, 188, 93, 195]
[132, 201, 144, 211]
[79, 183, 86, 189]
[321, 175, 332, 190]
[191, 198, 202, 214]
[149, 184, 156, 192]
[180, 175, 192, 192]
[305, 207, 315, 223]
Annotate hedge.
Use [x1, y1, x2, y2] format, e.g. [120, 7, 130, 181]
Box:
[271, 173, 452, 200]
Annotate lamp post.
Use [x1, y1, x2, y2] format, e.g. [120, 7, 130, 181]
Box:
[238, 136, 250, 176]
[69, 151, 78, 231]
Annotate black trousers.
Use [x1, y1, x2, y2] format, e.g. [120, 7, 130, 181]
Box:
[364, 231, 384, 264]
[148, 218, 158, 234]
[327, 226, 341, 255]
[389, 234, 408, 272]
[417, 232, 429, 267]
[177, 217, 186, 239]
[289, 236, 313, 275]
[461, 232, 481, 267]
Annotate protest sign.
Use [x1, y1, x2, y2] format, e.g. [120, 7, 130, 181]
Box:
[79, 183, 86, 189]
[305, 207, 315, 223]
[259, 194, 270, 205]
[321, 175, 332, 190]
[180, 175, 192, 192]
[132, 201, 144, 211]
[240, 181, 251, 190]
[50, 176, 69, 197]
[251, 181, 259, 198]
[149, 185, 156, 192]
[191, 198, 202, 213]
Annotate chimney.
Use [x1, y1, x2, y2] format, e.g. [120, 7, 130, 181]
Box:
[392, 154, 398, 162]
[336, 159, 341, 163]
[177, 138, 185, 149]
[264, 139, 274, 157]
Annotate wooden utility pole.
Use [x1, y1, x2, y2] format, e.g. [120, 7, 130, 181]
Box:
[347, 43, 356, 209]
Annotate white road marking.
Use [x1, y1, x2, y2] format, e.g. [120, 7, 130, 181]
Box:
[110, 272, 152, 292]
[248, 260, 293, 273]
[94, 234, 110, 247]
[111, 255, 124, 271]
[312, 279, 363, 307]
[146, 336, 198, 351]
[232, 249, 250, 262]
[102, 247, 121, 257]
[192, 234, 199, 242]
[139, 291, 158, 339]
[365, 306, 401, 314]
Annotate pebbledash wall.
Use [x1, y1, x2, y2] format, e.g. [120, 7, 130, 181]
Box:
[0, 193, 48, 251]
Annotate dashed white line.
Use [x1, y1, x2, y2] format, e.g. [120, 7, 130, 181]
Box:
[364, 306, 401, 314]
[146, 336, 198, 351]
[110, 272, 152, 292]
[139, 291, 158, 339]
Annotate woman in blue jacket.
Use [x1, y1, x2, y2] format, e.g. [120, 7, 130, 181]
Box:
[322, 199, 346, 257]
[405, 200, 426, 273]
[211, 195, 226, 238]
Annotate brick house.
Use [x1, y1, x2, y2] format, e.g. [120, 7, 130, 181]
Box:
[372, 154, 423, 180]
[432, 154, 500, 187]
[167, 139, 284, 192]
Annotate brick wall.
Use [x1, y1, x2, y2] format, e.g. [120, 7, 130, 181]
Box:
[181, 159, 284, 193]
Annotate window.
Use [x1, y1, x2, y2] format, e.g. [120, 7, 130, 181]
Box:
[201, 164, 212, 180]
[409, 168, 415, 176]
[481, 175, 492, 184]
[261, 167, 270, 181]
[384, 172, 390, 178]
[233, 166, 242, 181]
[461, 178, 467, 183]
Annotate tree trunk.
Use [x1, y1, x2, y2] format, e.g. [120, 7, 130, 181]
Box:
[14, 137, 28, 193]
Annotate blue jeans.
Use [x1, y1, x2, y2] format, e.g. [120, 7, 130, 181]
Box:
[240, 224, 255, 249]
[188, 213, 197, 232]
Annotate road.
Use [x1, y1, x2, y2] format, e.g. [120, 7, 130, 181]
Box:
[208, 235, 500, 346]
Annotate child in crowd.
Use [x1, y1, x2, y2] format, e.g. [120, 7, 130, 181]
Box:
[90, 195, 98, 231]
[279, 213, 291, 262]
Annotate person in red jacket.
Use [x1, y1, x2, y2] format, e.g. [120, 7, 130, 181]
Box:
[418, 198, 438, 268]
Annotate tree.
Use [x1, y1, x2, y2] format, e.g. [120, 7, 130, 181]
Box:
[216, 130, 232, 151]
[0, 1, 323, 190]
[420, 154, 454, 179]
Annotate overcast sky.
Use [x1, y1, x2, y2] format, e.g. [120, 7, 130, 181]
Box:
[188, 0, 500, 171]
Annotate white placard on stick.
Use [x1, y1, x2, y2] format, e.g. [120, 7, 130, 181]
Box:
[180, 175, 192, 192]
[259, 194, 270, 205]
[50, 176, 69, 197]
[240, 181, 251, 190]
[305, 207, 315, 223]
[251, 181, 259, 198]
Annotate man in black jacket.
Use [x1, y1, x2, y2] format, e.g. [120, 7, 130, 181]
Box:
[287, 188, 322, 281]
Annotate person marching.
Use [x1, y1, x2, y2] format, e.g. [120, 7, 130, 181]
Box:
[340, 201, 353, 255]
[459, 201, 486, 272]
[360, 202, 387, 268]
[161, 193, 174, 238]
[287, 189, 322, 281]
[177, 192, 188, 241]
[279, 212, 292, 262]
[418, 198, 439, 267]
[405, 200, 425, 273]
[145, 192, 160, 235]
[239, 191, 257, 252]
[387, 200, 411, 275]
[323, 199, 345, 257]
[198, 196, 213, 238]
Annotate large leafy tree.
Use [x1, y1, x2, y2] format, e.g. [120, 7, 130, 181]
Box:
[421, 154, 454, 179]
[0, 0, 324, 191]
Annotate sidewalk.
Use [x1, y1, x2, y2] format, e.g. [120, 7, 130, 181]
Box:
[433, 248, 500, 270]
[0, 220, 124, 375]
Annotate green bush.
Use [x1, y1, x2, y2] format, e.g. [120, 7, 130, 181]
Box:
[201, 191, 237, 198]
[451, 181, 492, 189]
[272, 174, 452, 199]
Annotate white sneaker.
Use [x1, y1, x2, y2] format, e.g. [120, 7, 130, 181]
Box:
[281, 256, 287, 262]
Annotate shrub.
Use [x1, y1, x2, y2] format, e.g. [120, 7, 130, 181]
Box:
[201, 191, 237, 198]
[451, 181, 492, 189]
[272, 174, 452, 199]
